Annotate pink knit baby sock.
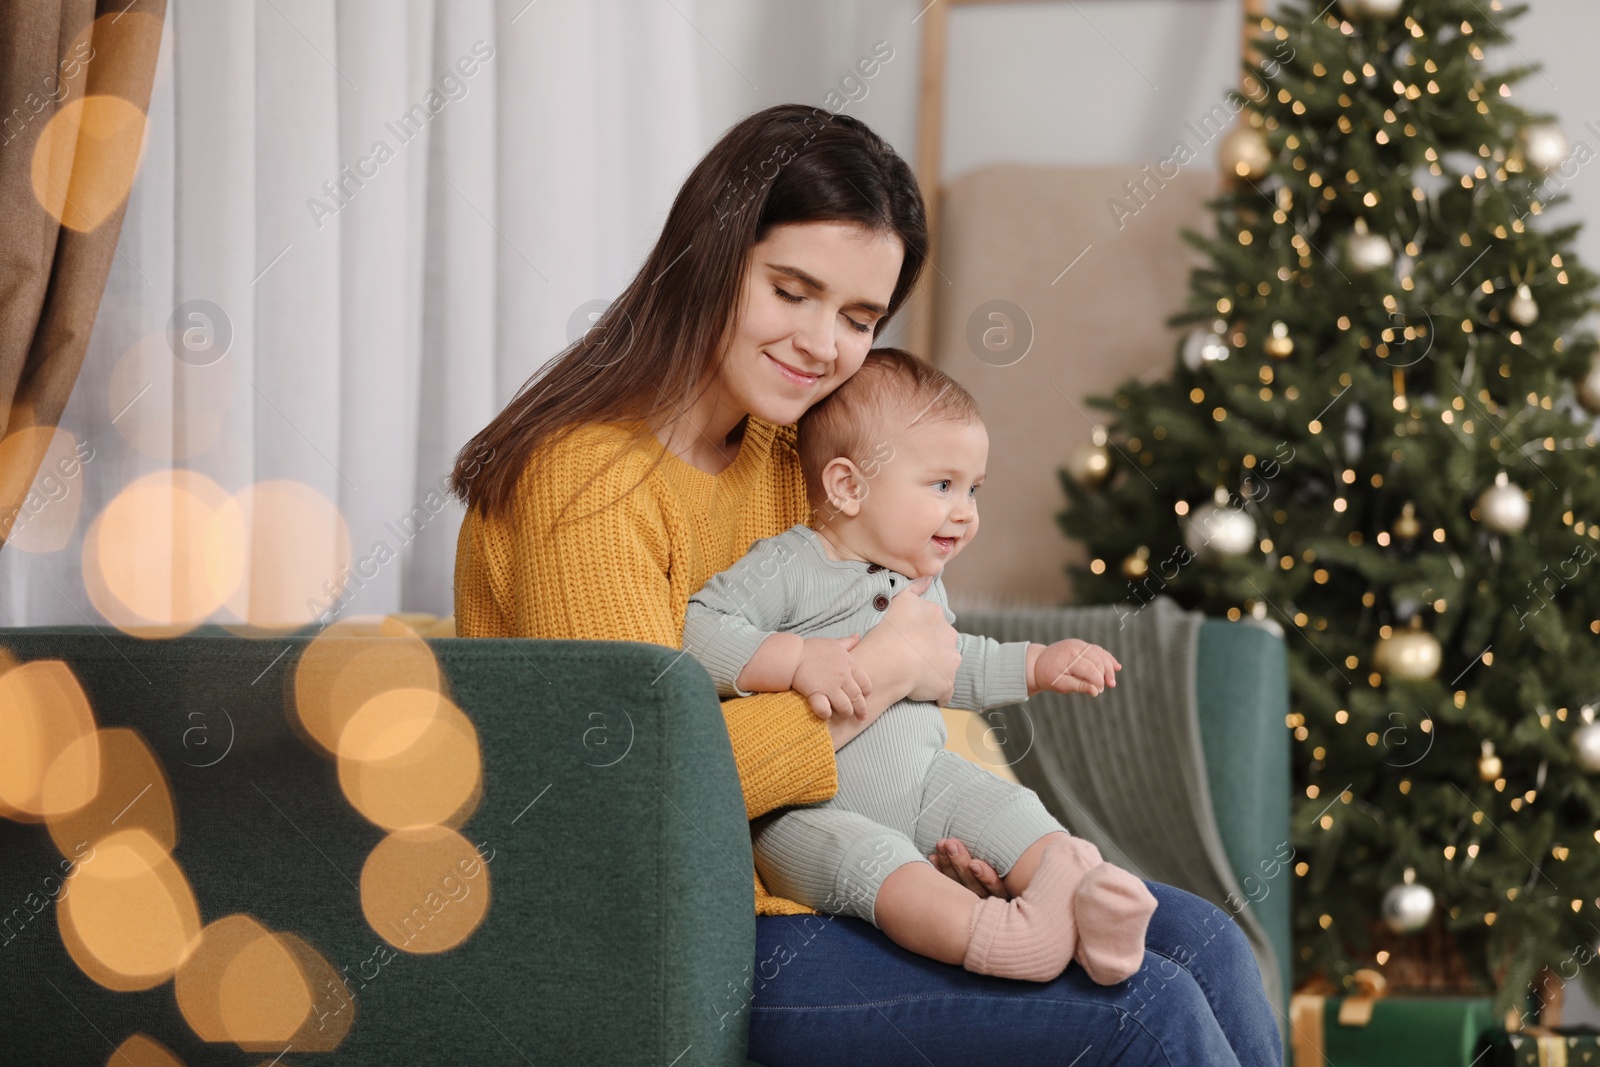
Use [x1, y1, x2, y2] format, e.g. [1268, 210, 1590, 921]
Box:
[1072, 862, 1158, 985]
[961, 838, 1096, 983]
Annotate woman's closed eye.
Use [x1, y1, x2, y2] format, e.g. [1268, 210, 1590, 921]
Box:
[773, 286, 872, 334]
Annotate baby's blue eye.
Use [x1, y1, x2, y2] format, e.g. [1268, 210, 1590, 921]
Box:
[933, 479, 951, 492]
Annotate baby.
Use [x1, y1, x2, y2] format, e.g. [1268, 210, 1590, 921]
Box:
[682, 348, 1157, 985]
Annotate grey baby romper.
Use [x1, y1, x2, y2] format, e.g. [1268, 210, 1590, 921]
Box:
[682, 523, 1068, 928]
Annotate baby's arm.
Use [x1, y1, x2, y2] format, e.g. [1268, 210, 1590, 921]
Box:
[925, 576, 1119, 706]
[734, 633, 805, 694]
[682, 533, 871, 716]
[682, 537, 798, 699]
[740, 633, 872, 719]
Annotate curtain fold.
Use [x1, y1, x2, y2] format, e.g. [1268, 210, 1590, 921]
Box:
[0, 0, 705, 628]
[0, 0, 166, 553]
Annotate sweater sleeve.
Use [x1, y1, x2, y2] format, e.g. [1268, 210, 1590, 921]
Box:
[497, 436, 837, 821]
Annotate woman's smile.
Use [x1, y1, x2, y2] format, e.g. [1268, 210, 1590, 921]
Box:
[767, 351, 821, 387]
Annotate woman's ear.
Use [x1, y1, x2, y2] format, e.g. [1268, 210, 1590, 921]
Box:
[819, 456, 867, 518]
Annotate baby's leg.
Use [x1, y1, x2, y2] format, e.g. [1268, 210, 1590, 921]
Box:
[1001, 832, 1158, 985]
[881, 835, 1098, 982]
[912, 751, 1156, 985]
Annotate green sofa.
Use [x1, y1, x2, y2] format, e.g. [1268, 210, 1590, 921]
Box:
[0, 616, 1287, 1064]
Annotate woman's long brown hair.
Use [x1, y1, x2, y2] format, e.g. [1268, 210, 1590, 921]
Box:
[447, 103, 929, 524]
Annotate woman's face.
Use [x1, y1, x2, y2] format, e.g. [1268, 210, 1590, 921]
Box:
[718, 221, 905, 428]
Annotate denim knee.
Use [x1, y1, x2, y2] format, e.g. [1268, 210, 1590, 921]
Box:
[1112, 950, 1243, 1065]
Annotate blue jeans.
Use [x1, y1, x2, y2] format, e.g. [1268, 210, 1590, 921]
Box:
[747, 880, 1282, 1067]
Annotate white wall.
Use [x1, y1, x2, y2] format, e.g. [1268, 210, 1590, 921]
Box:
[689, 0, 1600, 330]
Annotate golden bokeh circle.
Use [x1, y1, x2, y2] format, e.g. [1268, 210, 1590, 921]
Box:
[361, 825, 491, 955]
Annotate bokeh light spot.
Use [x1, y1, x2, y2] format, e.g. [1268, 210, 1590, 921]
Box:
[58, 828, 200, 991]
[337, 690, 481, 831]
[0, 659, 99, 819]
[46, 727, 175, 858]
[30, 94, 148, 232]
[292, 617, 441, 756]
[362, 825, 491, 954]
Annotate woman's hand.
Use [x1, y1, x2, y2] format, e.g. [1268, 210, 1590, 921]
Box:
[853, 575, 960, 706]
[794, 634, 873, 719]
[928, 838, 1010, 899]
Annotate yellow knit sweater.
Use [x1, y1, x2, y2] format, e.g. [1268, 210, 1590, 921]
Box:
[453, 414, 835, 917]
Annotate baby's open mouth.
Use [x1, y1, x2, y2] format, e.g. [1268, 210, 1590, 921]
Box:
[932, 536, 956, 551]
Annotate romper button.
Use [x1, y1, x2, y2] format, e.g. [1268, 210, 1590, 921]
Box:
[866, 564, 883, 573]
[872, 593, 889, 611]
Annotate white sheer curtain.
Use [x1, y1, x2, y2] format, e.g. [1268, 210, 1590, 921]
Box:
[0, 0, 708, 627]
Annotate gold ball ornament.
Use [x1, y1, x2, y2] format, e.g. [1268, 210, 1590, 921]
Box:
[1373, 617, 1442, 682]
[1218, 125, 1272, 181]
[1476, 471, 1530, 535]
[1393, 501, 1422, 541]
[1521, 124, 1570, 173]
[1576, 355, 1600, 415]
[1381, 867, 1436, 934]
[1508, 283, 1539, 327]
[1067, 426, 1113, 487]
[1264, 320, 1295, 359]
[1121, 546, 1151, 581]
[1347, 217, 1394, 273]
[1478, 740, 1502, 782]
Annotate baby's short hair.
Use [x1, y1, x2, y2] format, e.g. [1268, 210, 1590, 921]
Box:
[797, 347, 981, 512]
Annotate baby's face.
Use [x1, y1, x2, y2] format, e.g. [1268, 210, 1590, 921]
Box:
[850, 415, 987, 578]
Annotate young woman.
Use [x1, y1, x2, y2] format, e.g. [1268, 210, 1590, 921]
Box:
[449, 103, 1281, 1066]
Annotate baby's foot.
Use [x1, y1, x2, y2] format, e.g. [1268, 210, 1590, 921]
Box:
[961, 837, 1097, 982]
[1072, 863, 1158, 985]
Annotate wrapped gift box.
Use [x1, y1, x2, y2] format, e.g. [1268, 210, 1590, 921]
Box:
[1290, 990, 1498, 1067]
[1496, 1026, 1600, 1066]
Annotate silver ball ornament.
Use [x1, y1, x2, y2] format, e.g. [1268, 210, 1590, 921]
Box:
[1576, 707, 1600, 774]
[1338, 0, 1404, 17]
[1521, 124, 1570, 173]
[1183, 488, 1257, 558]
[1347, 218, 1394, 273]
[1382, 868, 1435, 934]
[1477, 471, 1530, 535]
[1181, 321, 1231, 371]
[1508, 284, 1539, 327]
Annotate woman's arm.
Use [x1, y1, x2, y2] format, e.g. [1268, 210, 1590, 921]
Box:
[494, 444, 839, 815]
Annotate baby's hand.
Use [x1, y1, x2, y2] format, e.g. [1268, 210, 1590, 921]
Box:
[794, 635, 873, 720]
[1037, 638, 1120, 697]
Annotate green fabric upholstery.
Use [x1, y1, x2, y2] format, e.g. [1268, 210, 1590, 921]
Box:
[1193, 618, 1294, 1027]
[0, 618, 1288, 1063]
[0, 628, 762, 1066]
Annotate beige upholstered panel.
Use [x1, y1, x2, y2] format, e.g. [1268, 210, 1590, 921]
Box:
[930, 164, 1221, 610]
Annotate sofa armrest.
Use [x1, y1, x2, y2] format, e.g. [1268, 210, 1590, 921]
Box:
[949, 607, 1291, 1027]
[0, 628, 759, 1066]
[1195, 618, 1292, 1026]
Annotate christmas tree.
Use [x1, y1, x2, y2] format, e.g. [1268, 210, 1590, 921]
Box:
[1057, 0, 1600, 1017]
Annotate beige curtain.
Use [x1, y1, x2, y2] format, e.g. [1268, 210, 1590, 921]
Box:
[0, 0, 165, 550]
